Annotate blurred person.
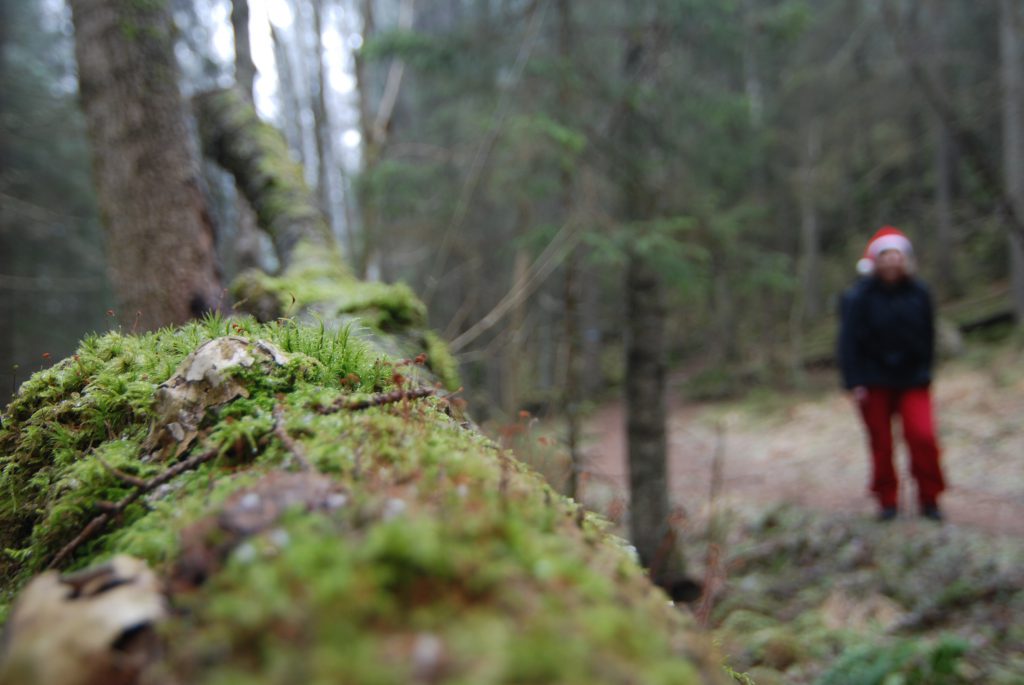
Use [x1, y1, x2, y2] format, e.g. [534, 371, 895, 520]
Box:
[838, 227, 946, 522]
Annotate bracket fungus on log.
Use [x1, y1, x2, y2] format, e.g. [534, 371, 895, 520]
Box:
[143, 336, 291, 460]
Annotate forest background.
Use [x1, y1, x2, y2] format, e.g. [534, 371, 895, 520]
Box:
[3, 3, 1024, 682]
[3, 0, 1023, 423]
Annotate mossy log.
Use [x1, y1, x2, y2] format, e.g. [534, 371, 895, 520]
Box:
[0, 323, 722, 681]
[195, 86, 458, 391]
[194, 87, 333, 267]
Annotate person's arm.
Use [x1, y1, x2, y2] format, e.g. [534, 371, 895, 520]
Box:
[838, 288, 864, 391]
[922, 286, 936, 371]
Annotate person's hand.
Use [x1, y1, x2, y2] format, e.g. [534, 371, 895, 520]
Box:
[851, 386, 868, 404]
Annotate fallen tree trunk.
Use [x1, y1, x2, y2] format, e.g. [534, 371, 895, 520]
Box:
[194, 87, 334, 268]
[0, 318, 721, 685]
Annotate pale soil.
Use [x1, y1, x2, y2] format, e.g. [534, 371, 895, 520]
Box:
[578, 359, 1024, 538]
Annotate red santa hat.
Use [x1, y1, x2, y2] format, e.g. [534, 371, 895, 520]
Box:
[856, 226, 914, 275]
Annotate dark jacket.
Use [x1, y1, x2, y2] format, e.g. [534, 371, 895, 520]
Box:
[838, 276, 935, 390]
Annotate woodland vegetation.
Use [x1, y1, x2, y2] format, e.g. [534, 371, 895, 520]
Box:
[1, 0, 1023, 683]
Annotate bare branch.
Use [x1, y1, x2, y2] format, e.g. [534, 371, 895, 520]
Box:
[48, 449, 220, 570]
[372, 0, 416, 143]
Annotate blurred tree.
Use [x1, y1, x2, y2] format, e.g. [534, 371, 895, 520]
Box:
[311, 0, 333, 218]
[557, 0, 583, 498]
[232, 0, 257, 100]
[617, 23, 687, 594]
[69, 0, 221, 330]
[1001, 0, 1024, 321]
[0, 0, 110, 404]
[229, 0, 265, 274]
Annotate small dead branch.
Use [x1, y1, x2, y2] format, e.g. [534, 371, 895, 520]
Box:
[96, 456, 148, 488]
[48, 449, 220, 570]
[314, 386, 436, 414]
[696, 423, 728, 626]
[695, 544, 723, 628]
[273, 403, 312, 471]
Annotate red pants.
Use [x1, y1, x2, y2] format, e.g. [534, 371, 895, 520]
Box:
[859, 386, 946, 509]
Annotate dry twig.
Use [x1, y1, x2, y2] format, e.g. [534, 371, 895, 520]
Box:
[314, 386, 436, 414]
[273, 403, 312, 471]
[48, 449, 220, 570]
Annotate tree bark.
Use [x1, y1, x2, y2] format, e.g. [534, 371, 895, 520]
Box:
[311, 0, 334, 223]
[0, 0, 13, 401]
[194, 88, 333, 268]
[271, 23, 307, 165]
[557, 0, 582, 500]
[353, 0, 379, 278]
[1001, 0, 1024, 321]
[798, 114, 822, 320]
[625, 252, 670, 572]
[229, 0, 265, 274]
[934, 115, 958, 298]
[619, 36, 689, 596]
[231, 0, 256, 102]
[925, 1, 958, 299]
[69, 0, 222, 331]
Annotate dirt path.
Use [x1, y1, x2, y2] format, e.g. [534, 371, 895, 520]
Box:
[579, 363, 1024, 538]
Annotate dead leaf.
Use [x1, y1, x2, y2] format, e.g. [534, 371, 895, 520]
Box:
[0, 556, 167, 685]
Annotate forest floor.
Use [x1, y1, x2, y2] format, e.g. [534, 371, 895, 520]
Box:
[574, 348, 1024, 538]
[513, 344, 1024, 684]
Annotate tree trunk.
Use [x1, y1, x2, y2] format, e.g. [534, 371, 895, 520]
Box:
[798, 115, 822, 320]
[557, 0, 582, 500]
[271, 23, 307, 165]
[231, 0, 256, 101]
[934, 115, 958, 298]
[619, 37, 689, 597]
[230, 0, 265, 274]
[354, 0, 379, 278]
[925, 0, 958, 299]
[194, 88, 333, 268]
[311, 0, 334, 223]
[69, 0, 222, 331]
[502, 248, 529, 414]
[1001, 0, 1024, 321]
[625, 252, 670, 570]
[0, 1, 12, 401]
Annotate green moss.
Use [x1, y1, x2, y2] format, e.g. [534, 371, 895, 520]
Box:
[423, 330, 461, 391]
[0, 315, 390, 586]
[194, 88, 332, 265]
[0, 315, 713, 683]
[230, 240, 460, 392]
[232, 242, 426, 332]
[816, 637, 969, 685]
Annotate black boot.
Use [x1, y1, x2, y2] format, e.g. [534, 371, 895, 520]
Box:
[921, 504, 943, 522]
[878, 506, 898, 522]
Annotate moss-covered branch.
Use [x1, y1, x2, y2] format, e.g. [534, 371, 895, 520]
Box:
[194, 87, 334, 267]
